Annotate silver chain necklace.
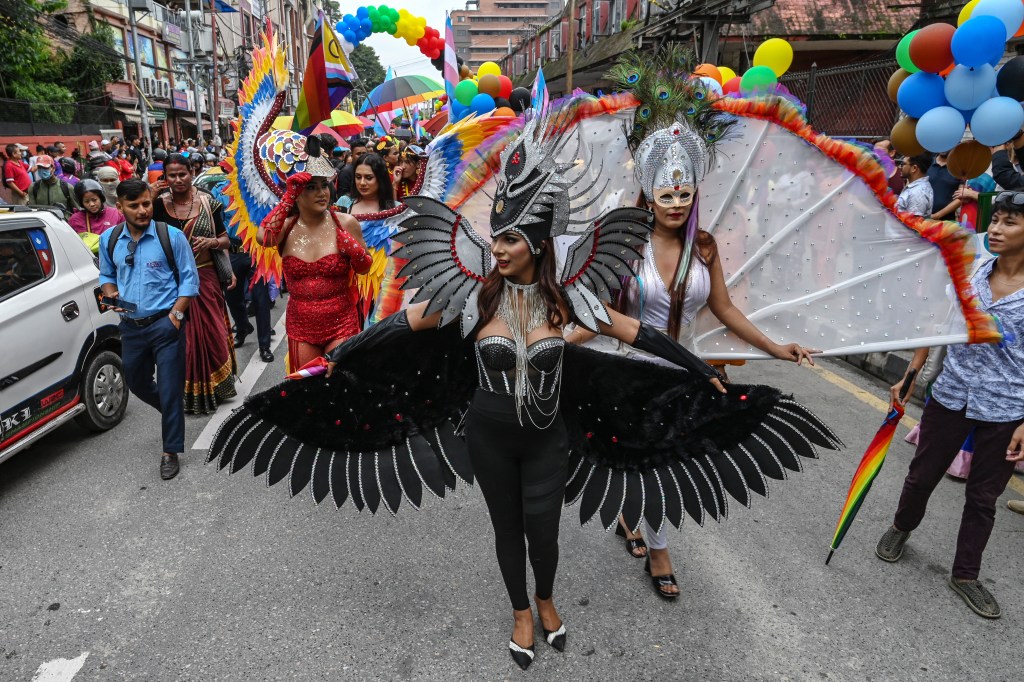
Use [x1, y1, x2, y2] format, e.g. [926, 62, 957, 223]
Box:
[497, 279, 562, 428]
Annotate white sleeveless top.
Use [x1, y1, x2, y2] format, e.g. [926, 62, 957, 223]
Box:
[620, 242, 711, 354]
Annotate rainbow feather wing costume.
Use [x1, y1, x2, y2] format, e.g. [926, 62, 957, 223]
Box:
[223, 22, 289, 285]
[438, 89, 998, 356]
[358, 113, 519, 325]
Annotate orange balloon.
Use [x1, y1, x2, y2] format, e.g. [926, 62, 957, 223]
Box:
[494, 107, 516, 117]
[938, 62, 955, 77]
[947, 140, 991, 180]
[891, 117, 925, 157]
[694, 63, 722, 85]
[478, 74, 501, 97]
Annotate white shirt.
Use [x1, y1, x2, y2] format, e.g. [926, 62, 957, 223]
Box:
[896, 176, 934, 217]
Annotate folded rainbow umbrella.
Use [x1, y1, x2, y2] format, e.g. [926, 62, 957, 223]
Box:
[286, 356, 329, 380]
[826, 369, 917, 565]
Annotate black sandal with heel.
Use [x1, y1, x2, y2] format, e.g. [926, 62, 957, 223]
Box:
[615, 524, 648, 558]
[644, 556, 680, 600]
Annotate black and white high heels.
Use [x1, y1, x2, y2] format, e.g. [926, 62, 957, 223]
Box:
[508, 639, 536, 670]
[542, 623, 567, 652]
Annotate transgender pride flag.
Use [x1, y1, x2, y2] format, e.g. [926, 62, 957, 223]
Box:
[443, 13, 459, 125]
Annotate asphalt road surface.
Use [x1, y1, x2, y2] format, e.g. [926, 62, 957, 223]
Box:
[2, 300, 1022, 681]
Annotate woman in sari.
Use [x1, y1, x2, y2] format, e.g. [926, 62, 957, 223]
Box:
[152, 153, 237, 414]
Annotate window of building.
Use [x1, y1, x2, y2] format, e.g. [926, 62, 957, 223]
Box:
[458, 15, 465, 21]
[456, 28, 468, 37]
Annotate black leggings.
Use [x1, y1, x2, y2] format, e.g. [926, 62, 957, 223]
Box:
[465, 390, 569, 611]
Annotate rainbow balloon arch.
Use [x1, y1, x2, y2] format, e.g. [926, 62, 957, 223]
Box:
[335, 6, 444, 65]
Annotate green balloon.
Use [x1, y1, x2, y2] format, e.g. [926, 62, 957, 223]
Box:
[896, 30, 921, 74]
[454, 79, 478, 106]
[740, 65, 777, 94]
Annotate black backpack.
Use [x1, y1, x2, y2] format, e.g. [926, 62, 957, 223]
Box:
[29, 179, 74, 208]
[105, 221, 180, 285]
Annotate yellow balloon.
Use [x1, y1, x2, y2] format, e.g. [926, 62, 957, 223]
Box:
[753, 38, 794, 78]
[958, 0, 981, 25]
[718, 66, 737, 83]
[478, 61, 501, 78]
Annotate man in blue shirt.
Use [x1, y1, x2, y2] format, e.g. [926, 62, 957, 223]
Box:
[876, 192, 1024, 619]
[99, 178, 200, 480]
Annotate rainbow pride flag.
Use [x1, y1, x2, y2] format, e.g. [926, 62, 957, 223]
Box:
[293, 12, 354, 135]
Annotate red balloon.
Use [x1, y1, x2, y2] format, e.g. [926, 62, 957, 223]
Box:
[909, 23, 956, 74]
[498, 75, 513, 99]
[722, 76, 742, 95]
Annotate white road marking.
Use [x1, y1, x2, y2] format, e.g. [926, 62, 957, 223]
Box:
[191, 313, 288, 451]
[31, 652, 89, 681]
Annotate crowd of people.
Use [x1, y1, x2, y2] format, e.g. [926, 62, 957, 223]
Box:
[3, 94, 1023, 646]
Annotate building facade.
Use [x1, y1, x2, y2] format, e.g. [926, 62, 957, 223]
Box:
[2, 0, 313, 150]
[451, 0, 564, 71]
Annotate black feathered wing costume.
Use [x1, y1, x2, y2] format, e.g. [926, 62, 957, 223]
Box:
[208, 190, 843, 533]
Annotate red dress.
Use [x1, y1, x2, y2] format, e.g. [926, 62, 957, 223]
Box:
[283, 228, 370, 347]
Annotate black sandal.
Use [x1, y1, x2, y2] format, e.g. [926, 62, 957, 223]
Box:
[615, 524, 648, 558]
[644, 556, 680, 600]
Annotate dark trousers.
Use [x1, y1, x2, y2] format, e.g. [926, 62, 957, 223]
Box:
[225, 251, 271, 351]
[464, 391, 569, 611]
[120, 316, 186, 454]
[893, 398, 1020, 579]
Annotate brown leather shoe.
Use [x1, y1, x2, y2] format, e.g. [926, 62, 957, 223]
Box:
[160, 453, 179, 480]
[1008, 499, 1024, 515]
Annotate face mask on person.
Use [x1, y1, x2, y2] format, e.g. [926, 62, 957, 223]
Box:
[38, 169, 53, 180]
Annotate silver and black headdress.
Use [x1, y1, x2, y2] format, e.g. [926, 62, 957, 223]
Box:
[489, 108, 609, 254]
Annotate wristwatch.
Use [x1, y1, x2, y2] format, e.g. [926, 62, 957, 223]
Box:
[170, 310, 185, 321]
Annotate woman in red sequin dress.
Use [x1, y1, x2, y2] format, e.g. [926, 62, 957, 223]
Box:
[258, 171, 373, 372]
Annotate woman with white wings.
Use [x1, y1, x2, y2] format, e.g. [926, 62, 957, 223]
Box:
[566, 51, 822, 599]
[209, 99, 842, 671]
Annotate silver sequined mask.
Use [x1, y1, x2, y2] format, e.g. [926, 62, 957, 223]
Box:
[635, 122, 709, 201]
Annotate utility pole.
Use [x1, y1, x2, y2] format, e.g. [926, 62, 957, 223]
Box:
[566, 0, 577, 92]
[185, 0, 204, 141]
[210, 8, 220, 144]
[127, 1, 152, 163]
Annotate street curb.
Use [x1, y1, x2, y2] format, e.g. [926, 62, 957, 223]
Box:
[838, 351, 928, 402]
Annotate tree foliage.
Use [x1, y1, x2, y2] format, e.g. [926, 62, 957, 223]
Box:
[350, 44, 386, 95]
[61, 21, 126, 100]
[0, 0, 68, 99]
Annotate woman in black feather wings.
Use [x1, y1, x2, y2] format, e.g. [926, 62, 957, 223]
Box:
[207, 97, 842, 671]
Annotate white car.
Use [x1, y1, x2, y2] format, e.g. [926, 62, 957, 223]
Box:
[0, 206, 128, 465]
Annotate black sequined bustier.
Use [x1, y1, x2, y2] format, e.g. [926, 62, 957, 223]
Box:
[474, 336, 564, 396]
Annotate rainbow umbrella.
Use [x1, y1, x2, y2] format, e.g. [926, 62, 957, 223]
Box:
[826, 369, 917, 565]
[322, 109, 364, 137]
[358, 75, 445, 114]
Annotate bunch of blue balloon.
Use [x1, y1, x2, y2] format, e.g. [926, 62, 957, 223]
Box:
[890, 0, 1024, 159]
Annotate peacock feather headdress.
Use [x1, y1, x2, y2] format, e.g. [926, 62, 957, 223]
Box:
[608, 47, 737, 200]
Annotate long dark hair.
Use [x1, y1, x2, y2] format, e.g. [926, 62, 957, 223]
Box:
[477, 238, 565, 330]
[617, 191, 718, 339]
[348, 152, 395, 211]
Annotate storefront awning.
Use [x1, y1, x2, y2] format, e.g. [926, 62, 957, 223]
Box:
[176, 116, 213, 130]
[115, 107, 142, 123]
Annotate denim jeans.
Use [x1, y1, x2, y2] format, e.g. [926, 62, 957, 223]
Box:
[119, 315, 186, 454]
[225, 251, 271, 351]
